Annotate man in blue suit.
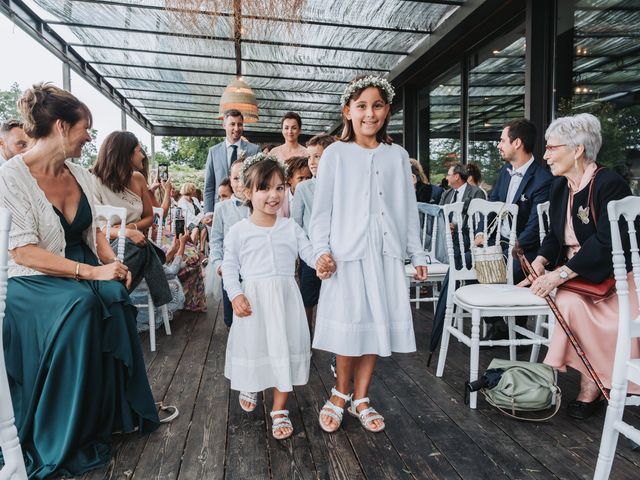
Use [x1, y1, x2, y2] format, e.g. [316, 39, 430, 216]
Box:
[203, 109, 261, 214]
[476, 118, 552, 340]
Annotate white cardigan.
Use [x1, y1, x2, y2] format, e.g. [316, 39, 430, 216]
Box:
[309, 141, 426, 267]
[0, 156, 98, 277]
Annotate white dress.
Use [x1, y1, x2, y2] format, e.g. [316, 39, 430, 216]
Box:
[310, 142, 427, 357]
[222, 217, 314, 392]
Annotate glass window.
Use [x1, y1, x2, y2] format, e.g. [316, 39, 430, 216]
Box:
[467, 28, 526, 194]
[428, 66, 461, 188]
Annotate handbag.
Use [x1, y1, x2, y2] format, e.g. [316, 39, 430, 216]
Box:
[557, 167, 615, 300]
[473, 205, 508, 284]
[478, 359, 562, 421]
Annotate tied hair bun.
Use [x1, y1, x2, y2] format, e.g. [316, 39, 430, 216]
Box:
[18, 83, 54, 138]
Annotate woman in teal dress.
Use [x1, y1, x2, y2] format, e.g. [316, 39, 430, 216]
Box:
[0, 83, 159, 479]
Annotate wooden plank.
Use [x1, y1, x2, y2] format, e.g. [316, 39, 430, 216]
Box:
[312, 350, 416, 480]
[262, 387, 317, 479]
[293, 363, 366, 480]
[177, 303, 230, 480]
[225, 391, 271, 480]
[132, 309, 216, 479]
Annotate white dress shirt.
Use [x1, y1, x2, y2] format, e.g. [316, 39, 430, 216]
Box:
[501, 156, 535, 237]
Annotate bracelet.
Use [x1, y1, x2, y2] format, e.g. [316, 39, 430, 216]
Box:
[74, 262, 81, 281]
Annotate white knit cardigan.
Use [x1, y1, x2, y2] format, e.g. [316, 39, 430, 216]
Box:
[0, 156, 99, 278]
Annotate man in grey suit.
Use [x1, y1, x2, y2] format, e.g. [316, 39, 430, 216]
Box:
[204, 109, 261, 213]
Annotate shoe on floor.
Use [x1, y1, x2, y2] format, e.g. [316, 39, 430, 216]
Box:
[567, 397, 605, 420]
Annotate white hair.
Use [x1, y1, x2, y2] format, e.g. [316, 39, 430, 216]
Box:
[545, 113, 602, 163]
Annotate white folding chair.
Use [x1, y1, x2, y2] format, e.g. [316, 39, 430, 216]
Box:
[0, 208, 28, 480]
[95, 206, 170, 352]
[148, 206, 165, 246]
[594, 196, 640, 479]
[537, 201, 550, 246]
[406, 203, 448, 309]
[435, 199, 552, 408]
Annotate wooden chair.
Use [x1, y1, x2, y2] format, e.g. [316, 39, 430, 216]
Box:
[406, 203, 448, 310]
[435, 199, 552, 408]
[594, 196, 640, 479]
[95, 206, 170, 352]
[0, 207, 28, 480]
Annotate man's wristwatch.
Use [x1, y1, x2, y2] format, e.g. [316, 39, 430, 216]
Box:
[558, 268, 569, 281]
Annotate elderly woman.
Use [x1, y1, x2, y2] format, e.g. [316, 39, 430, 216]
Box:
[0, 83, 160, 478]
[523, 113, 639, 420]
[177, 182, 208, 254]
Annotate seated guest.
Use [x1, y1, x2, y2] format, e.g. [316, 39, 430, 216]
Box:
[218, 176, 233, 202]
[466, 162, 487, 197]
[410, 158, 442, 204]
[524, 113, 639, 419]
[0, 83, 159, 478]
[92, 130, 172, 308]
[178, 182, 208, 254]
[0, 119, 29, 165]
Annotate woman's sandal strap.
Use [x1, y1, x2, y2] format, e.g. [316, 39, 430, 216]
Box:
[155, 402, 179, 423]
[351, 396, 370, 408]
[331, 387, 352, 402]
[270, 409, 289, 418]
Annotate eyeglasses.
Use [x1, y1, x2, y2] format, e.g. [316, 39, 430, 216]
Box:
[544, 144, 567, 152]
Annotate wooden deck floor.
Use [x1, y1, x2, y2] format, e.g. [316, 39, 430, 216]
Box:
[79, 298, 640, 480]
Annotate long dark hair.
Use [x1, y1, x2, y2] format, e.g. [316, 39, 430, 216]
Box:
[93, 131, 139, 192]
[339, 75, 392, 145]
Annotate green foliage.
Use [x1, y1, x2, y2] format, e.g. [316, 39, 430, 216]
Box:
[161, 136, 223, 170]
[75, 129, 99, 168]
[0, 83, 21, 122]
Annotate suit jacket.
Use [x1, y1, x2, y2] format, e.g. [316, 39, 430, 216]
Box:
[440, 184, 486, 242]
[204, 139, 260, 213]
[490, 160, 552, 254]
[537, 167, 632, 283]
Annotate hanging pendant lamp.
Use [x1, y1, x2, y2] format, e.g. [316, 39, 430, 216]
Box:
[218, 77, 259, 123]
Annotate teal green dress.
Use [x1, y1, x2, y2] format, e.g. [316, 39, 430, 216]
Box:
[2, 192, 160, 479]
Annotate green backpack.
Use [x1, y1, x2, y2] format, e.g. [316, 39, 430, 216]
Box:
[482, 358, 562, 421]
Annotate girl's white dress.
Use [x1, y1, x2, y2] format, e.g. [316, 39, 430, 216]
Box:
[222, 217, 314, 392]
[309, 142, 427, 357]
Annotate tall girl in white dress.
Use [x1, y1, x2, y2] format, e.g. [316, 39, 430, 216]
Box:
[222, 154, 332, 440]
[310, 76, 428, 433]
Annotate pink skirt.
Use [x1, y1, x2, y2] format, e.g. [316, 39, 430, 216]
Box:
[544, 272, 640, 394]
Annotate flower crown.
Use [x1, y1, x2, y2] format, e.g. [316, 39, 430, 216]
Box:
[239, 152, 287, 185]
[340, 75, 395, 107]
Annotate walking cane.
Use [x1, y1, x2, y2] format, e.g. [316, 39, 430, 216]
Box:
[516, 248, 610, 401]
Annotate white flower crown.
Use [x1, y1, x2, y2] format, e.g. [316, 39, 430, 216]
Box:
[239, 152, 287, 185]
[340, 76, 395, 107]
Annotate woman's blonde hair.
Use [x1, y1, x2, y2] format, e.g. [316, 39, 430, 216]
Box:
[409, 158, 427, 184]
[180, 182, 196, 196]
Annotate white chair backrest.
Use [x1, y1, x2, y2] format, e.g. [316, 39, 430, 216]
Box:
[149, 206, 164, 245]
[0, 208, 28, 480]
[94, 205, 127, 262]
[537, 201, 550, 244]
[417, 202, 443, 262]
[608, 196, 640, 343]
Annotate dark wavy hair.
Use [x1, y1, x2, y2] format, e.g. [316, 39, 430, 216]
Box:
[339, 75, 392, 145]
[93, 131, 139, 192]
[243, 158, 286, 212]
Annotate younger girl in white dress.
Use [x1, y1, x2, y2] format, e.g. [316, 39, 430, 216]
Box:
[310, 75, 428, 433]
[222, 154, 333, 440]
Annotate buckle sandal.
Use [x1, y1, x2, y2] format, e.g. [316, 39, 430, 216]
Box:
[270, 410, 293, 440]
[156, 402, 180, 423]
[348, 397, 385, 433]
[318, 387, 352, 433]
[239, 391, 258, 412]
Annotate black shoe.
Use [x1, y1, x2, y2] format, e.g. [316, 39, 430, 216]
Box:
[567, 397, 605, 420]
[481, 323, 509, 342]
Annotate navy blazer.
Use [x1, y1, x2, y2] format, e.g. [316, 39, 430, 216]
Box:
[537, 167, 632, 283]
[490, 160, 552, 254]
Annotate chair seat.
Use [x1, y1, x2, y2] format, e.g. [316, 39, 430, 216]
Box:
[454, 284, 548, 307]
[405, 262, 448, 278]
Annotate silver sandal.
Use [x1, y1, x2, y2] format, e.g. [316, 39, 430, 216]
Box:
[239, 391, 258, 412]
[270, 410, 293, 440]
[348, 397, 385, 432]
[318, 387, 352, 433]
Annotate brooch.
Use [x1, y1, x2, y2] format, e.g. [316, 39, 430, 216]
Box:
[577, 205, 590, 224]
[520, 194, 528, 202]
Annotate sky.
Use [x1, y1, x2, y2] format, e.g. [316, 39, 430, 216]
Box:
[0, 14, 155, 154]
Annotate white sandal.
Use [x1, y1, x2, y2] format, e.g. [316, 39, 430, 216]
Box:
[348, 397, 385, 433]
[239, 391, 258, 412]
[156, 402, 180, 423]
[318, 387, 352, 433]
[270, 410, 293, 440]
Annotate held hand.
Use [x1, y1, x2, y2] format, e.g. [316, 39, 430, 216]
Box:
[92, 260, 129, 282]
[517, 257, 547, 287]
[202, 215, 213, 226]
[414, 265, 428, 282]
[178, 232, 189, 248]
[474, 234, 485, 247]
[231, 294, 252, 317]
[529, 271, 562, 298]
[125, 271, 133, 289]
[316, 253, 336, 274]
[127, 228, 147, 246]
